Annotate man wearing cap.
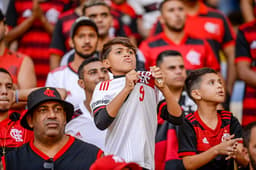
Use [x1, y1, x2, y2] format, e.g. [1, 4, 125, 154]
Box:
[2, 87, 101, 170]
[46, 16, 99, 106]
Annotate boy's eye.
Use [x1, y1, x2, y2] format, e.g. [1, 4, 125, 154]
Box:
[129, 50, 134, 55]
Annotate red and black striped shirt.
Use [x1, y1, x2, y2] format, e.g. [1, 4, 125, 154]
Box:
[235, 19, 256, 126]
[139, 32, 220, 71]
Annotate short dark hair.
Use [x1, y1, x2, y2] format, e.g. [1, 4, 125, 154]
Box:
[156, 50, 182, 66]
[78, 58, 101, 79]
[185, 68, 217, 100]
[243, 121, 256, 148]
[101, 37, 136, 60]
[159, 0, 183, 12]
[83, 0, 110, 15]
[0, 68, 12, 80]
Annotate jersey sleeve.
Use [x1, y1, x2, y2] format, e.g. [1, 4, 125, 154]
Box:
[178, 118, 197, 157]
[49, 19, 66, 57]
[235, 29, 251, 63]
[158, 100, 183, 125]
[204, 40, 221, 71]
[221, 14, 235, 48]
[230, 115, 243, 139]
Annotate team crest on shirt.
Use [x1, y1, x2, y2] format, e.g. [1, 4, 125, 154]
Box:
[46, 8, 60, 23]
[22, 9, 32, 18]
[250, 41, 256, 49]
[138, 71, 152, 84]
[221, 131, 230, 142]
[202, 137, 209, 144]
[10, 128, 23, 142]
[204, 22, 220, 35]
[186, 50, 201, 65]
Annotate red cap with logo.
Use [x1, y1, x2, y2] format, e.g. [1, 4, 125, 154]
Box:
[90, 155, 142, 170]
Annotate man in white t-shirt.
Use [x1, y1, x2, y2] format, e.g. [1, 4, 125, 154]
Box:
[46, 17, 99, 106]
[65, 58, 109, 150]
[90, 37, 182, 169]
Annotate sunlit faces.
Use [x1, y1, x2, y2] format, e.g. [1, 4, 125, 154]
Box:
[159, 56, 186, 89]
[193, 73, 225, 103]
[79, 61, 109, 92]
[72, 25, 98, 58]
[103, 44, 136, 75]
[160, 0, 186, 32]
[0, 72, 13, 113]
[248, 127, 256, 170]
[27, 101, 67, 138]
[85, 5, 113, 37]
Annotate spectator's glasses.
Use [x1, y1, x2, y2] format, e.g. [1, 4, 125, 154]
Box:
[43, 158, 54, 170]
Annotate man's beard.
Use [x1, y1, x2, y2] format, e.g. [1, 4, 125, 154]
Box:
[166, 23, 184, 33]
[75, 49, 96, 59]
[249, 152, 256, 170]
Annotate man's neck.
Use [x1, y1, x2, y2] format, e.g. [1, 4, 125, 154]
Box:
[84, 91, 93, 113]
[164, 28, 185, 44]
[0, 112, 9, 122]
[184, 1, 200, 16]
[97, 35, 111, 52]
[33, 134, 69, 158]
[70, 54, 84, 72]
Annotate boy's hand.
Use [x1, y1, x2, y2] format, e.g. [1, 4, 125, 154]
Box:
[214, 136, 242, 158]
[125, 70, 139, 92]
[150, 66, 165, 88]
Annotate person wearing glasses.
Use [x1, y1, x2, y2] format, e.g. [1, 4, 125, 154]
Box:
[2, 87, 102, 170]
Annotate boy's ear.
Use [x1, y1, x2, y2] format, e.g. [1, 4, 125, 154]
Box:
[191, 89, 201, 100]
[78, 79, 85, 89]
[103, 59, 110, 69]
[69, 38, 74, 48]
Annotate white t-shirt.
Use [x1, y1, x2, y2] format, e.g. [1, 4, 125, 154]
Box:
[65, 102, 106, 150]
[45, 64, 85, 106]
[90, 71, 158, 169]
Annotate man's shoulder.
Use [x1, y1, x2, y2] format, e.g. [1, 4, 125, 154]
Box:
[49, 65, 70, 74]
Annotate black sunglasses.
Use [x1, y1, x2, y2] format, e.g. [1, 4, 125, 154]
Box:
[43, 158, 54, 170]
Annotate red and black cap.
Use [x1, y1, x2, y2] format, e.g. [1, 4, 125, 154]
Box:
[21, 87, 74, 130]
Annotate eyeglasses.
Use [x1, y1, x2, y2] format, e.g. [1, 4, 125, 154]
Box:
[43, 158, 54, 170]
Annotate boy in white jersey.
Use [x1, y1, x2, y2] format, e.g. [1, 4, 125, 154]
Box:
[90, 37, 182, 169]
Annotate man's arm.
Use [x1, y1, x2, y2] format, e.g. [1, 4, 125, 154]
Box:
[240, 0, 255, 22]
[235, 29, 256, 87]
[93, 70, 139, 130]
[223, 45, 236, 95]
[18, 56, 37, 89]
[151, 66, 182, 120]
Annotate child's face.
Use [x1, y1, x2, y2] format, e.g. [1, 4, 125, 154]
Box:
[103, 44, 136, 75]
[196, 73, 225, 103]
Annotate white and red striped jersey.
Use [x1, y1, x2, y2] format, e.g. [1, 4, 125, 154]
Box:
[90, 71, 158, 169]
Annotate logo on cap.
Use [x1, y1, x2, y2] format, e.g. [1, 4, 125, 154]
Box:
[44, 88, 56, 97]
